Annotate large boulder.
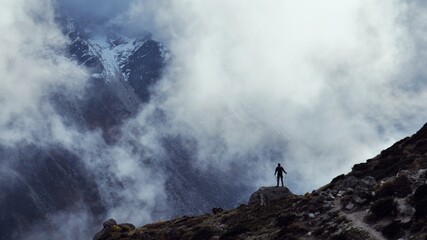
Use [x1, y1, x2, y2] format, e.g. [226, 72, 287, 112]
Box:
[249, 187, 293, 206]
[93, 219, 136, 240]
[93, 219, 117, 240]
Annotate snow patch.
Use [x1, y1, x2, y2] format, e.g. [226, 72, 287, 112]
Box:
[88, 35, 146, 81]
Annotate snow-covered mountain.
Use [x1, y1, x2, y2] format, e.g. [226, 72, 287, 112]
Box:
[0, 18, 248, 240]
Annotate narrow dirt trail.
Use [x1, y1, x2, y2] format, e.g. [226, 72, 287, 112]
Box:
[333, 199, 386, 240]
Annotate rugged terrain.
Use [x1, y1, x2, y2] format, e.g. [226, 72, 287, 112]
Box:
[93, 123, 427, 239]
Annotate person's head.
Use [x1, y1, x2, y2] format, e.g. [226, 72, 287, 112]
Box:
[278, 163, 281, 167]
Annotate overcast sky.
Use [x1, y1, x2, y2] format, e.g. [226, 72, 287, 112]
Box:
[3, 0, 427, 238]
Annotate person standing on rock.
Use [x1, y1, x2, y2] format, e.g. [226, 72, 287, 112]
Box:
[274, 163, 287, 187]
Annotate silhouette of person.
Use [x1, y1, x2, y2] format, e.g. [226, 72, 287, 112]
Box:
[274, 163, 287, 187]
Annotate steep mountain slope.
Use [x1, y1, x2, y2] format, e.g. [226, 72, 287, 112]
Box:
[93, 123, 427, 240]
[0, 145, 105, 239]
[60, 19, 249, 216]
[0, 18, 248, 240]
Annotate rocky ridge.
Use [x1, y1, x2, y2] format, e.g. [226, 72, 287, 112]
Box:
[93, 123, 427, 240]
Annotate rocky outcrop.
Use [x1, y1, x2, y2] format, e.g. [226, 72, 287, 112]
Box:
[93, 219, 135, 240]
[248, 186, 293, 205]
[93, 219, 116, 240]
[93, 123, 427, 240]
[93, 169, 427, 240]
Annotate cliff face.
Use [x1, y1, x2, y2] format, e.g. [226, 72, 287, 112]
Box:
[93, 123, 427, 240]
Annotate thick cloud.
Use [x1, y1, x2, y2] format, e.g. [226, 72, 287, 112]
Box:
[50, 0, 427, 192]
[0, 0, 167, 239]
[4, 0, 427, 239]
[120, 0, 427, 191]
[0, 0, 87, 146]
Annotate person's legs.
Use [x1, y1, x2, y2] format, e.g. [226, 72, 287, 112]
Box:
[276, 176, 279, 187]
[281, 176, 284, 187]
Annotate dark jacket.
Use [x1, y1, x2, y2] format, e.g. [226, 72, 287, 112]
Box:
[275, 166, 287, 177]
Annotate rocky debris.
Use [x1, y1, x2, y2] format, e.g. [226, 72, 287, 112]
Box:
[93, 122, 427, 240]
[93, 168, 427, 240]
[345, 202, 355, 210]
[248, 186, 293, 206]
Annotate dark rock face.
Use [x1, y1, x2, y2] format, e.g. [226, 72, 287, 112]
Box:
[0, 145, 105, 239]
[351, 122, 427, 181]
[66, 29, 103, 71]
[122, 40, 167, 102]
[248, 186, 293, 205]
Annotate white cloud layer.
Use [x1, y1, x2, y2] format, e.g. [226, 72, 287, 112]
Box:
[0, 0, 87, 145]
[0, 1, 167, 239]
[3, 0, 427, 239]
[121, 0, 427, 190]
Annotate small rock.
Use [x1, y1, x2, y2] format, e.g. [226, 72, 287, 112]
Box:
[352, 196, 367, 204]
[321, 214, 331, 222]
[345, 202, 355, 210]
[355, 190, 371, 199]
[323, 204, 333, 210]
[361, 176, 377, 187]
[346, 188, 354, 194]
[309, 213, 315, 218]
